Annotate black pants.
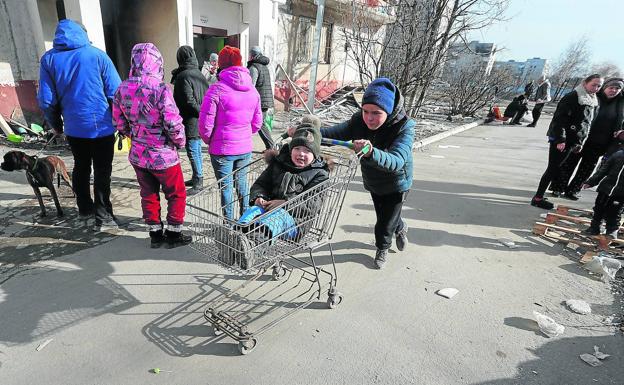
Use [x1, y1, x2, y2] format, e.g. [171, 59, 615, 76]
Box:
[531, 103, 545, 125]
[592, 192, 624, 232]
[557, 146, 603, 194]
[536, 142, 575, 198]
[371, 191, 407, 250]
[66, 135, 115, 224]
[510, 105, 529, 124]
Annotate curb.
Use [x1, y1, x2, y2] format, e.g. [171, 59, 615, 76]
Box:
[413, 120, 483, 150]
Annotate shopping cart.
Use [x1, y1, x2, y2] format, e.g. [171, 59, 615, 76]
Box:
[186, 138, 364, 354]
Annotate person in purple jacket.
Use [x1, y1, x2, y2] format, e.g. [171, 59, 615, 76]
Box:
[198, 45, 263, 220]
[112, 43, 191, 249]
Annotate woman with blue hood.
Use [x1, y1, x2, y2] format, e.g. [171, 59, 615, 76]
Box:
[38, 19, 121, 232]
[289, 78, 415, 269]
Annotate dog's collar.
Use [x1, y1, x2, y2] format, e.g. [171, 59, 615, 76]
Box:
[26, 156, 40, 178]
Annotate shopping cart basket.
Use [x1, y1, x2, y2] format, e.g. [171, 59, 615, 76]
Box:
[186, 140, 363, 354]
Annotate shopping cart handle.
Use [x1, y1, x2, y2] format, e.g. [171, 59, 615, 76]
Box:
[321, 138, 371, 155]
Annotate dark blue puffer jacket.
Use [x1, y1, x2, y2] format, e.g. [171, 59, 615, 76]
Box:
[38, 19, 121, 138]
[320, 89, 415, 195]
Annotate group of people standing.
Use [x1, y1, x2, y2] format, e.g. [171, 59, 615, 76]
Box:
[530, 74, 624, 237]
[35, 19, 415, 267]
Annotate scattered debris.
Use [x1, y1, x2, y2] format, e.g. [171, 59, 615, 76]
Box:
[430, 155, 445, 159]
[150, 368, 173, 374]
[496, 350, 507, 358]
[580, 346, 610, 367]
[534, 302, 544, 307]
[593, 346, 610, 360]
[584, 256, 622, 282]
[438, 145, 461, 149]
[36, 338, 53, 351]
[533, 311, 565, 337]
[580, 354, 602, 367]
[566, 299, 592, 315]
[498, 238, 518, 249]
[539, 213, 548, 219]
[436, 288, 459, 299]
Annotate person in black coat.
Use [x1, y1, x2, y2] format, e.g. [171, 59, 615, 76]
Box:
[171, 45, 209, 194]
[555, 78, 624, 199]
[582, 148, 624, 238]
[530, 74, 603, 209]
[504, 94, 529, 125]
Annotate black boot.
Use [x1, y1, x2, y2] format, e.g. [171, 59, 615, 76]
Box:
[583, 220, 601, 236]
[184, 179, 194, 187]
[165, 229, 192, 249]
[531, 196, 554, 210]
[149, 229, 165, 248]
[563, 191, 580, 201]
[188, 177, 203, 196]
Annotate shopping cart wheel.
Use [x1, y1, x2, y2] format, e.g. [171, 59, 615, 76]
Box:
[327, 293, 343, 309]
[212, 325, 223, 336]
[271, 265, 287, 281]
[238, 338, 257, 355]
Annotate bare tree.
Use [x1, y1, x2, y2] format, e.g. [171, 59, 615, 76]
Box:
[550, 37, 591, 100]
[443, 64, 514, 117]
[341, 0, 509, 115]
[590, 61, 622, 79]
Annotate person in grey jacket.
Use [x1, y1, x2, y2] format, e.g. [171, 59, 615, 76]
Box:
[527, 75, 551, 127]
[248, 46, 275, 149]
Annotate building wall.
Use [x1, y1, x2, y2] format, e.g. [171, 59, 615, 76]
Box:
[0, 0, 46, 121]
[192, 0, 250, 56]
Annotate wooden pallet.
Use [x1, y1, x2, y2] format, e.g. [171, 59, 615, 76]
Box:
[533, 205, 624, 260]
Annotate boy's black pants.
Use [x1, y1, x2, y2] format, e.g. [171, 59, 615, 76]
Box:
[592, 192, 624, 231]
[371, 191, 407, 250]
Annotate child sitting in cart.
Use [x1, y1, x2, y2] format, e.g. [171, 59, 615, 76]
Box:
[237, 115, 330, 244]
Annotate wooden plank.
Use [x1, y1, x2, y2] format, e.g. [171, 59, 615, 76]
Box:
[545, 212, 590, 226]
[555, 204, 593, 216]
[541, 230, 594, 248]
[0, 114, 14, 136]
[534, 222, 582, 235]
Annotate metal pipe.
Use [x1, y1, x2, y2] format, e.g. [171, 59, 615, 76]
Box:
[307, 0, 325, 113]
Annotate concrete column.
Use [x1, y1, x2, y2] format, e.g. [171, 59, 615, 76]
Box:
[176, 0, 192, 47]
[63, 0, 107, 51]
[0, 0, 46, 120]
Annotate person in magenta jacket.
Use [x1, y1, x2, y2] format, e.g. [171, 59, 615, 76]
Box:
[112, 43, 191, 249]
[198, 45, 263, 220]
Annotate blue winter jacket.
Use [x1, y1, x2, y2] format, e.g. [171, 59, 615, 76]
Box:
[38, 19, 121, 138]
[321, 90, 415, 195]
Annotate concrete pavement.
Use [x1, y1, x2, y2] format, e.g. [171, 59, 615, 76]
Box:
[0, 119, 622, 384]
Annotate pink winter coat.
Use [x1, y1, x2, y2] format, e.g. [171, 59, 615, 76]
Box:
[198, 66, 262, 155]
[112, 43, 185, 170]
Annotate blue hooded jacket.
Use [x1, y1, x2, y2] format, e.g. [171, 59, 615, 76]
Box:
[321, 83, 415, 195]
[38, 19, 121, 138]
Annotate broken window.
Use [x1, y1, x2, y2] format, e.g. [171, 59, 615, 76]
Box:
[295, 17, 333, 64]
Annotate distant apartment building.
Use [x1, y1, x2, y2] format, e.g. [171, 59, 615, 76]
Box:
[494, 57, 549, 87]
[445, 40, 497, 77]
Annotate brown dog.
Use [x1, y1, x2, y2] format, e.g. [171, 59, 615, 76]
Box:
[1, 151, 73, 217]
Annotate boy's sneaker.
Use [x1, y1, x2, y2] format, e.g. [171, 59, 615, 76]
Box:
[395, 222, 409, 251]
[165, 229, 192, 249]
[531, 197, 554, 210]
[150, 229, 165, 248]
[607, 229, 619, 239]
[374, 249, 388, 269]
[93, 220, 120, 233]
[527, 123, 536, 127]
